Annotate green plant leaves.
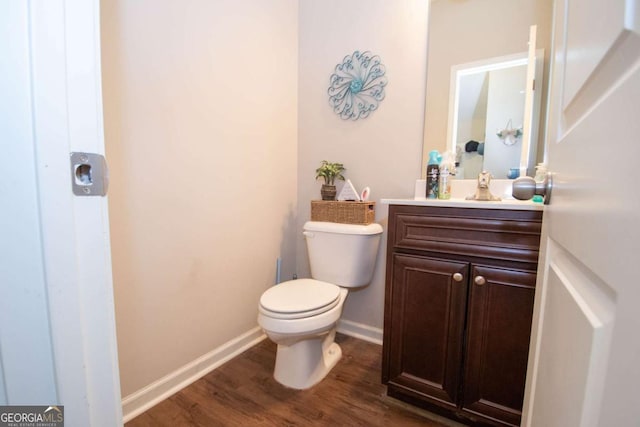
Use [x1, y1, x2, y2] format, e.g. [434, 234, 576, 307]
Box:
[315, 160, 346, 185]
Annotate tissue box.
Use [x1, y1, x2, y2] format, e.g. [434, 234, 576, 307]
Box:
[310, 201, 375, 225]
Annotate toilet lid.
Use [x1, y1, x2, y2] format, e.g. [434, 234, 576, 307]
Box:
[260, 279, 341, 319]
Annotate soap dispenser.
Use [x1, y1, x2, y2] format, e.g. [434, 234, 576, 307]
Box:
[426, 150, 441, 199]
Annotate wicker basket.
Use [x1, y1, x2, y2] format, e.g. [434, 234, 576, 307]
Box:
[310, 201, 375, 225]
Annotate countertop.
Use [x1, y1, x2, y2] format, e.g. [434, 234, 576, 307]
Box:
[381, 197, 544, 211]
[380, 179, 545, 211]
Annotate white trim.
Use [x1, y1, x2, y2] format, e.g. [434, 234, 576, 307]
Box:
[17, 0, 123, 424]
[122, 327, 266, 423]
[337, 319, 383, 345]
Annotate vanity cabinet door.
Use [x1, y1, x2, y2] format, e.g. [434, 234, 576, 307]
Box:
[462, 265, 536, 426]
[384, 254, 468, 408]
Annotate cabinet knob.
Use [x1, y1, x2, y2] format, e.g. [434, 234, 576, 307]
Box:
[453, 273, 463, 282]
[474, 276, 486, 286]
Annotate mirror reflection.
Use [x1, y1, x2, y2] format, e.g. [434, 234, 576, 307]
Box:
[449, 48, 544, 179]
[422, 0, 553, 179]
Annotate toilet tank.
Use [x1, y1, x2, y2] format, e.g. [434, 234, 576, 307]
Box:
[303, 221, 383, 287]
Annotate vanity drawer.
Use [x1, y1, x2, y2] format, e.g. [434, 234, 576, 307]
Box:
[388, 205, 542, 264]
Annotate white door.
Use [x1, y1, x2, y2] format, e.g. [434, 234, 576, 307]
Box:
[0, 1, 122, 425]
[522, 1, 640, 426]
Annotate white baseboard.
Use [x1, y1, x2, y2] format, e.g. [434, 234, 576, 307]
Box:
[121, 327, 266, 423]
[337, 319, 383, 345]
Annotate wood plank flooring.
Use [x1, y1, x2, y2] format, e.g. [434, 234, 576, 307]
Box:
[126, 334, 463, 426]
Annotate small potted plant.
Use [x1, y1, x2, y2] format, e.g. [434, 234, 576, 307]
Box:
[315, 160, 345, 200]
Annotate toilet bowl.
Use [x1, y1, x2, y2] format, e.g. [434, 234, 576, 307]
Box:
[258, 279, 348, 389]
[257, 221, 382, 389]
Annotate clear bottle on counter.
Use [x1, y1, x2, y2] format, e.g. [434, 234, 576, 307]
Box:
[438, 151, 455, 200]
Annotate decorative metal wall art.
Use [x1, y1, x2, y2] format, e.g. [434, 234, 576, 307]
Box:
[328, 51, 387, 120]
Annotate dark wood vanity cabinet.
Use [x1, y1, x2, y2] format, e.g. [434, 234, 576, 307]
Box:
[382, 205, 542, 426]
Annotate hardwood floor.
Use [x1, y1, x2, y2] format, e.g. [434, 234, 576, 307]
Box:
[126, 334, 464, 426]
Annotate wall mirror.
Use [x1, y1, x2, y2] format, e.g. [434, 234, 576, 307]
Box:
[422, 0, 553, 180]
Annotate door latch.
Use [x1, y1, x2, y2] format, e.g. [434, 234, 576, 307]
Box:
[70, 152, 109, 196]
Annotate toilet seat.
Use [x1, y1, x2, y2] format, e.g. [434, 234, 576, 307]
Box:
[259, 279, 341, 320]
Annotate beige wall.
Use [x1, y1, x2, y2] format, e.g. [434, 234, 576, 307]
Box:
[422, 0, 553, 173]
[297, 0, 430, 329]
[101, 0, 299, 397]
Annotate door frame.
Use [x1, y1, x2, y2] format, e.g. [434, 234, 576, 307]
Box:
[10, 0, 122, 424]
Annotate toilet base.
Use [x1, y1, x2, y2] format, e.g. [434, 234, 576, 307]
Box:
[273, 328, 342, 389]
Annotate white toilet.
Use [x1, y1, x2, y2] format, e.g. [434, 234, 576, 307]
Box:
[257, 220, 383, 389]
